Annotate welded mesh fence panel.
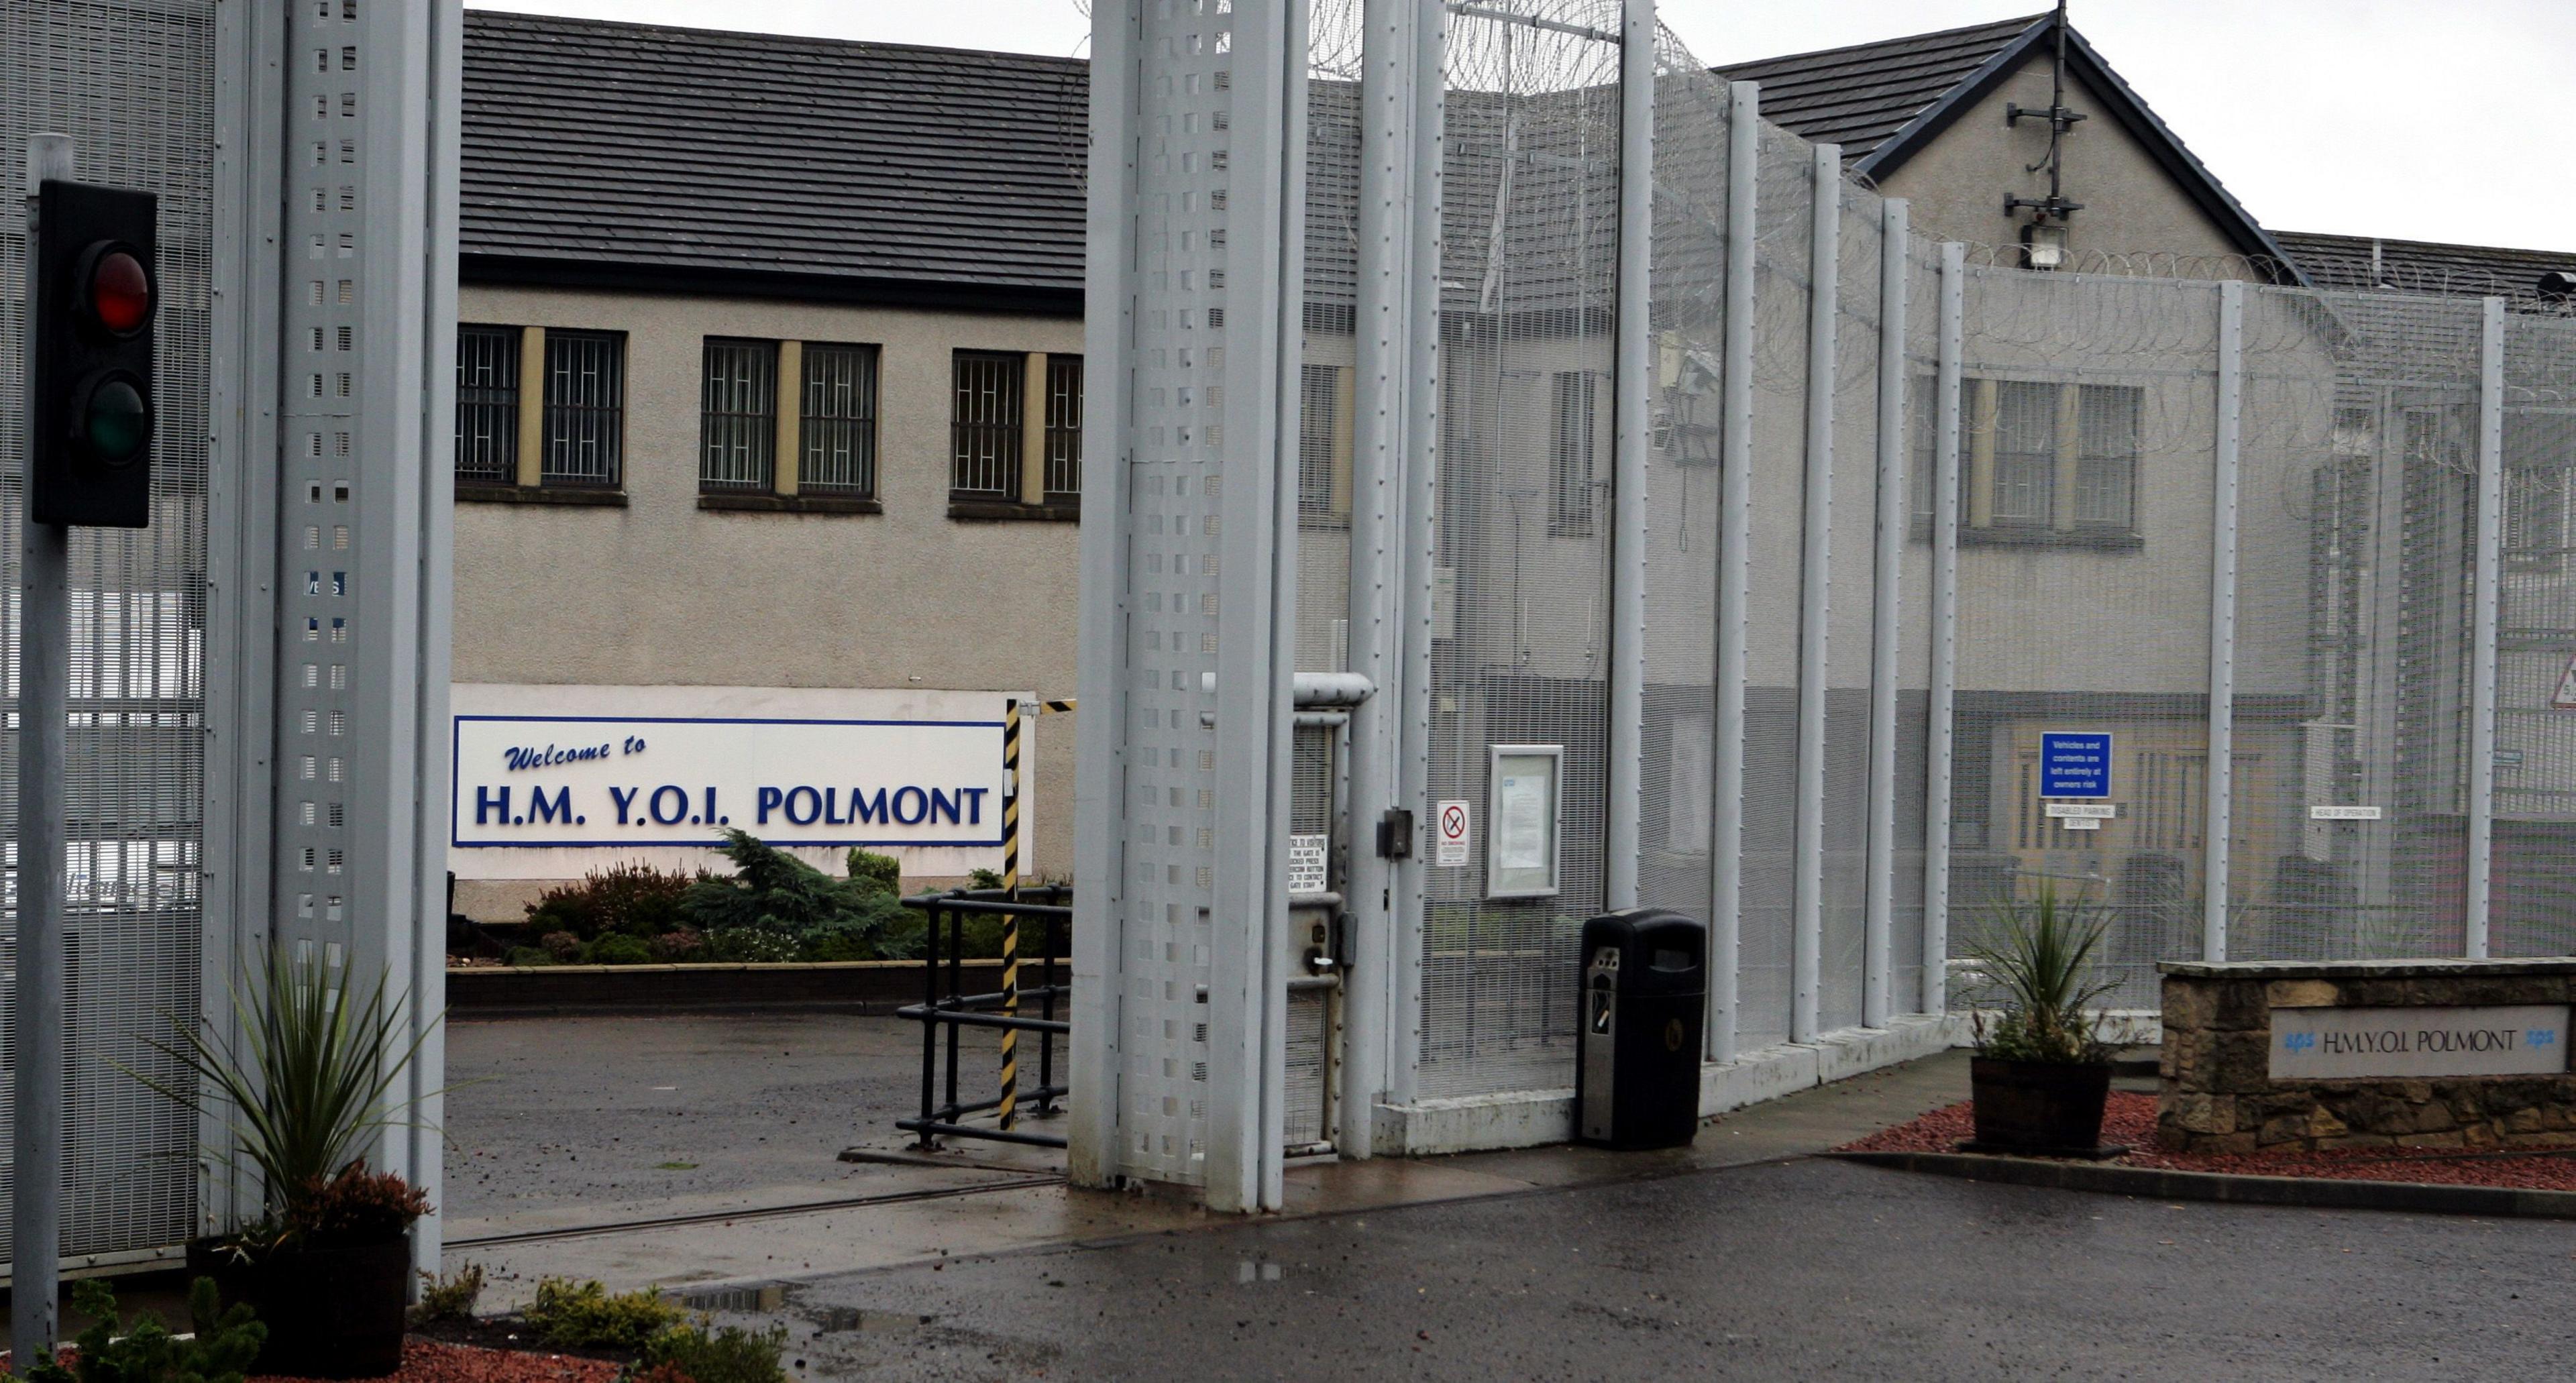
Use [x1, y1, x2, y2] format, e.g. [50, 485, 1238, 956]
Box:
[2493, 313, 2576, 957]
[1634, 54, 1728, 940]
[1816, 187, 1884, 1031]
[1298, 8, 1361, 673]
[1, 0, 214, 1264]
[1731, 121, 1813, 1048]
[1417, 7, 1621, 1099]
[1948, 270, 2220, 1009]
[1891, 233, 1943, 1011]
[2232, 290, 2482, 962]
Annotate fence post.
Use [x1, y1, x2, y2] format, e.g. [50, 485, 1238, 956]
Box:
[2467, 295, 2506, 958]
[2202, 280, 2243, 964]
[1790, 142, 1840, 1044]
[1707, 80, 1759, 1064]
[1387, 0, 1446, 1112]
[1922, 242, 1964, 1017]
[1604, 0, 1656, 911]
[1338, 0, 1421, 1160]
[1862, 199, 1907, 1028]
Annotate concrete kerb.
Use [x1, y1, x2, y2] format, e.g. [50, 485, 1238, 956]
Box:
[1829, 1148, 2576, 1221]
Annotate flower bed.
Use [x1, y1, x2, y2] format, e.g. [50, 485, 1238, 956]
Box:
[1841, 1092, 2576, 1191]
[251, 1340, 616, 1383]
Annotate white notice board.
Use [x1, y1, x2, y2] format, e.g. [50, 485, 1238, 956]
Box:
[1486, 744, 1562, 899]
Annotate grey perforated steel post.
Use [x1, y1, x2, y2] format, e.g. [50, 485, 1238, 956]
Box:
[1603, 0, 1655, 911]
[1921, 242, 1964, 1017]
[2202, 280, 2243, 964]
[1387, 0, 1445, 1112]
[1862, 198, 1908, 1028]
[1337, 0, 1419, 1162]
[2467, 296, 2506, 958]
[1706, 80, 1758, 1064]
[1067, 0, 1139, 1188]
[14, 130, 76, 1358]
[1790, 142, 1839, 1045]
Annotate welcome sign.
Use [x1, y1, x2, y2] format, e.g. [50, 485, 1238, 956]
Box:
[2269, 1004, 2569, 1080]
[450, 687, 1008, 854]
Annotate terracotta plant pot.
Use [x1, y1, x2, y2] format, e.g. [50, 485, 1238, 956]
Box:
[188, 1233, 411, 1378]
[1968, 1056, 2112, 1153]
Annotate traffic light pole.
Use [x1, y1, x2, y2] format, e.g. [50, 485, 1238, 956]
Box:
[13, 130, 74, 1357]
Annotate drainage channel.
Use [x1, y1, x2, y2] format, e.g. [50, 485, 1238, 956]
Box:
[447, 1174, 1066, 1250]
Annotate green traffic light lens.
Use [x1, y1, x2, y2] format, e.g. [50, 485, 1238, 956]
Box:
[84, 377, 149, 463]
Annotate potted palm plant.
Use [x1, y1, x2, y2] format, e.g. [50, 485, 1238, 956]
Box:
[1958, 881, 2123, 1156]
[129, 948, 439, 1378]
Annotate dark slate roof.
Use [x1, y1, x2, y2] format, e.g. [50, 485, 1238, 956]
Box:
[460, 9, 1088, 312]
[2272, 230, 2576, 303]
[1715, 12, 2304, 284]
[1712, 15, 2041, 169]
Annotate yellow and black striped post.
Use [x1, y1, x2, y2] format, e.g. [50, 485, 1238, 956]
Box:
[998, 698, 1023, 1129]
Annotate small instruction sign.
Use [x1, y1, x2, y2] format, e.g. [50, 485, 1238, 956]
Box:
[1287, 832, 1328, 894]
[1435, 799, 1471, 867]
[2308, 805, 2384, 822]
[2039, 732, 2112, 800]
[2554, 651, 2576, 709]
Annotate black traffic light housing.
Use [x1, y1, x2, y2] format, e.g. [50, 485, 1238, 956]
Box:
[32, 179, 157, 529]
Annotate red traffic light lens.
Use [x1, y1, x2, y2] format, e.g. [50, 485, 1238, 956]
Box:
[87, 247, 152, 335]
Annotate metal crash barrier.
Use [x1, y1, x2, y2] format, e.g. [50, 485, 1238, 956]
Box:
[898, 886, 1073, 1150]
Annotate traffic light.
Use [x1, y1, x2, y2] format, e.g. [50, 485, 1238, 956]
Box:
[32, 180, 157, 529]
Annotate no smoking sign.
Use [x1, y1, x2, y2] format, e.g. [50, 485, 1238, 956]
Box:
[1436, 799, 1471, 867]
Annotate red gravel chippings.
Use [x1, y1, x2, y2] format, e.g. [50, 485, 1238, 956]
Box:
[1839, 1091, 2576, 1191]
[248, 1341, 619, 1383]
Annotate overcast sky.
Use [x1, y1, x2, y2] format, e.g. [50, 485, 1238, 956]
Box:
[470, 0, 2576, 251]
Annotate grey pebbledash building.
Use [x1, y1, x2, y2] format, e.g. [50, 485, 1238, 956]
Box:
[445, 7, 2576, 920]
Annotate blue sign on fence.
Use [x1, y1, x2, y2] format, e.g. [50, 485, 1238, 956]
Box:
[2039, 731, 2112, 799]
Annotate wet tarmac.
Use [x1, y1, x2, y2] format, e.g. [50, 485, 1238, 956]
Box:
[747, 1156, 2576, 1381]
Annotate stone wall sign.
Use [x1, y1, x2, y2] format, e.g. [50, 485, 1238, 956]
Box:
[2269, 1004, 2569, 1080]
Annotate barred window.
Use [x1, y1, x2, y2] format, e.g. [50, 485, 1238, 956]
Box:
[1298, 364, 1338, 515]
[1990, 380, 2057, 527]
[802, 343, 879, 498]
[700, 338, 777, 493]
[1044, 354, 1084, 500]
[455, 324, 519, 484]
[951, 351, 1024, 498]
[1552, 370, 1598, 537]
[2074, 384, 2141, 529]
[542, 330, 624, 487]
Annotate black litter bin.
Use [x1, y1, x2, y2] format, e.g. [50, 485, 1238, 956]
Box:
[1574, 908, 1706, 1150]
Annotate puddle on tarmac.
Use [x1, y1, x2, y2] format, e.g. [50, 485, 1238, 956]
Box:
[1235, 1259, 1285, 1283]
[812, 1307, 938, 1335]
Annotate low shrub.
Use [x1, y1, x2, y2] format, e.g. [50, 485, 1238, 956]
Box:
[415, 1262, 485, 1323]
[846, 848, 901, 895]
[702, 927, 801, 964]
[586, 932, 655, 966]
[639, 1321, 790, 1383]
[649, 930, 706, 961]
[502, 945, 555, 968]
[526, 861, 697, 942]
[28, 1277, 264, 1383]
[524, 1277, 686, 1350]
[681, 830, 904, 952]
[286, 1160, 431, 1248]
[540, 930, 584, 962]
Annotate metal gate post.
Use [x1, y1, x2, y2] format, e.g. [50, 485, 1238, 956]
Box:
[1789, 142, 1840, 1045]
[1921, 242, 1964, 1016]
[1706, 80, 1758, 1064]
[2202, 280, 2243, 963]
[1067, 0, 1139, 1190]
[1387, 0, 1446, 1114]
[1603, 0, 1656, 911]
[1337, 0, 1419, 1162]
[2467, 295, 2506, 958]
[1862, 198, 1908, 1028]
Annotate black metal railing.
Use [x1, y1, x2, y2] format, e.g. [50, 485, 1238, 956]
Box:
[896, 886, 1071, 1150]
